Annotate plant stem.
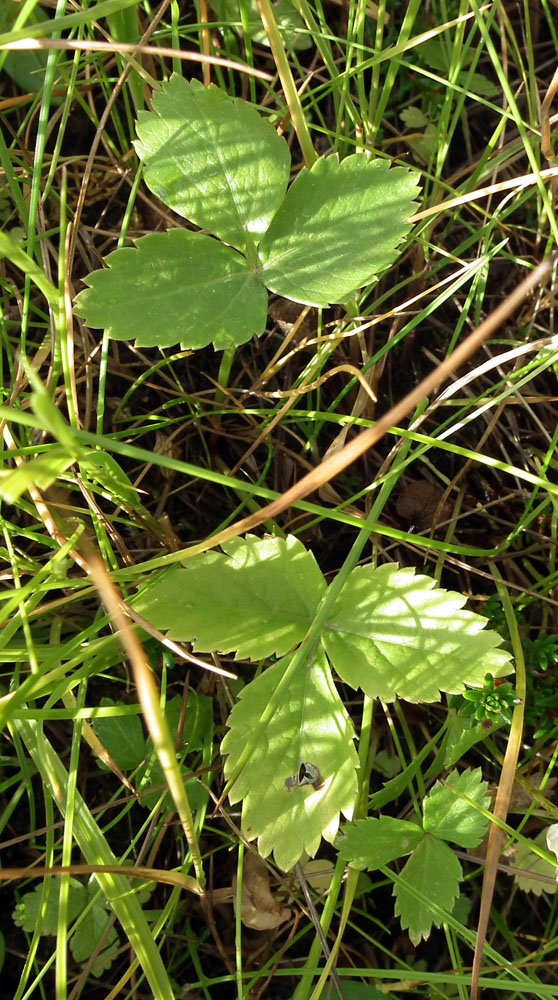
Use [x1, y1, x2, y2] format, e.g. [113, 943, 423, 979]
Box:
[216, 347, 235, 403]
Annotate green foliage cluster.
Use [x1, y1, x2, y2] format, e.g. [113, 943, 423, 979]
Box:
[338, 768, 490, 943]
[94, 692, 213, 810]
[451, 673, 518, 726]
[134, 534, 511, 875]
[483, 595, 558, 738]
[7, 0, 558, 991]
[73, 77, 420, 350]
[14, 880, 121, 976]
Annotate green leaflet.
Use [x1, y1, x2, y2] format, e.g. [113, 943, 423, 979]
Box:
[222, 647, 359, 871]
[74, 229, 268, 351]
[259, 155, 420, 306]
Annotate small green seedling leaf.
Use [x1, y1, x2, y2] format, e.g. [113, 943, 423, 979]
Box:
[259, 155, 420, 306]
[0, 3, 60, 99]
[133, 534, 326, 660]
[221, 647, 358, 870]
[400, 107, 430, 129]
[74, 229, 268, 350]
[137, 757, 208, 811]
[71, 897, 119, 974]
[93, 700, 146, 772]
[394, 835, 462, 944]
[370, 732, 440, 810]
[137, 693, 213, 810]
[13, 880, 119, 974]
[93, 694, 212, 810]
[422, 767, 490, 848]
[13, 880, 87, 934]
[178, 690, 214, 751]
[418, 40, 499, 98]
[337, 985, 393, 1000]
[134, 76, 290, 253]
[337, 816, 424, 870]
[322, 563, 512, 701]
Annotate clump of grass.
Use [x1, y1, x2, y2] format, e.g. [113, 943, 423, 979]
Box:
[2, 2, 558, 998]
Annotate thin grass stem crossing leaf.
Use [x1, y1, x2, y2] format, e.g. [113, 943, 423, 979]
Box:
[322, 563, 513, 702]
[422, 767, 490, 848]
[13, 880, 88, 935]
[73, 229, 268, 350]
[337, 816, 424, 870]
[134, 76, 291, 254]
[258, 155, 420, 306]
[133, 535, 326, 660]
[393, 836, 462, 944]
[93, 699, 145, 772]
[221, 647, 358, 870]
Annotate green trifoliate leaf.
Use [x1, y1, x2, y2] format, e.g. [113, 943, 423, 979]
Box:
[258, 155, 420, 306]
[221, 647, 359, 870]
[73, 229, 268, 350]
[337, 816, 424, 870]
[393, 835, 462, 944]
[133, 534, 326, 660]
[322, 563, 512, 702]
[422, 767, 490, 847]
[135, 76, 291, 254]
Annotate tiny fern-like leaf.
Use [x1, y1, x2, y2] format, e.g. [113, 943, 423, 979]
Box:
[133, 534, 326, 660]
[221, 647, 359, 870]
[73, 229, 267, 350]
[322, 563, 512, 701]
